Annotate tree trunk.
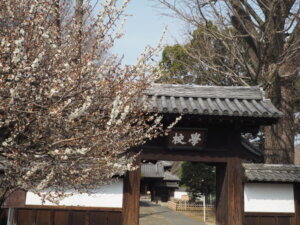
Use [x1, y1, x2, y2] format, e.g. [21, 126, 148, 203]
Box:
[264, 70, 295, 164]
[76, 0, 83, 63]
[53, 0, 61, 45]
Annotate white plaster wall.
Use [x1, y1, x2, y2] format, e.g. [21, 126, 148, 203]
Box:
[244, 183, 295, 213]
[174, 191, 188, 199]
[26, 179, 123, 208]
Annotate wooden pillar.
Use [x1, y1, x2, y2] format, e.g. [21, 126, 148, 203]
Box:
[295, 183, 300, 225]
[216, 163, 228, 225]
[122, 158, 141, 225]
[227, 130, 243, 225]
[216, 131, 243, 225]
[151, 188, 156, 203]
[227, 157, 243, 225]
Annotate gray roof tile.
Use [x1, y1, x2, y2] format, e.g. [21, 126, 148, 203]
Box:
[241, 138, 262, 157]
[141, 161, 179, 181]
[144, 84, 283, 118]
[141, 163, 164, 178]
[163, 171, 180, 181]
[158, 161, 173, 168]
[243, 163, 300, 182]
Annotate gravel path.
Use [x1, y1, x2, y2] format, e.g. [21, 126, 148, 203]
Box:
[139, 200, 206, 225]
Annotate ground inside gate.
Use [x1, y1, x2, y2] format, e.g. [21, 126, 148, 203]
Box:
[139, 200, 208, 225]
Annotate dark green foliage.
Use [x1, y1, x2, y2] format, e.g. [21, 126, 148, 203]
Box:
[180, 162, 215, 201]
[158, 23, 252, 86]
[159, 44, 193, 84]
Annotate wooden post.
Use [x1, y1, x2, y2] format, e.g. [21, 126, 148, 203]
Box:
[216, 163, 228, 225]
[226, 158, 243, 225]
[216, 131, 243, 225]
[203, 195, 206, 223]
[227, 131, 243, 225]
[6, 208, 14, 225]
[295, 183, 300, 225]
[122, 157, 141, 225]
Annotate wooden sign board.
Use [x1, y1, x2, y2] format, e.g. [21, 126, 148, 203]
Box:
[181, 195, 189, 201]
[168, 128, 207, 150]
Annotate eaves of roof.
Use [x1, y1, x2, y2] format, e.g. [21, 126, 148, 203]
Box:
[243, 163, 300, 183]
[141, 163, 164, 178]
[144, 84, 283, 119]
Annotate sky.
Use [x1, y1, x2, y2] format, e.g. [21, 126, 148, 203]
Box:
[111, 0, 185, 65]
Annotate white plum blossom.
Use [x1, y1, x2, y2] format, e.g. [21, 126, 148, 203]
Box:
[68, 97, 92, 120]
[0, 0, 172, 204]
[11, 39, 24, 63]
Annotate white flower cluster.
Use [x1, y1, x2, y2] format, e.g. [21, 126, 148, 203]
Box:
[107, 95, 121, 127]
[0, 0, 170, 204]
[68, 97, 92, 120]
[12, 39, 24, 64]
[50, 147, 89, 156]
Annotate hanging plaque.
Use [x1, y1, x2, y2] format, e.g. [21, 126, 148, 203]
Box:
[168, 128, 207, 150]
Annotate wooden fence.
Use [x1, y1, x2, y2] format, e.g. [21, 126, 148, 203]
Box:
[244, 213, 294, 225]
[1, 208, 122, 225]
[167, 201, 214, 211]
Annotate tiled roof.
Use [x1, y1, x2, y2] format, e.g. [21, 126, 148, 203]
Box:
[158, 161, 173, 168]
[144, 84, 282, 118]
[156, 181, 179, 188]
[163, 171, 180, 181]
[141, 161, 179, 181]
[141, 163, 164, 178]
[243, 163, 300, 183]
[241, 138, 262, 157]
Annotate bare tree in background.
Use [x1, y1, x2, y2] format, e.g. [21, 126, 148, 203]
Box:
[0, 0, 167, 205]
[158, 0, 300, 164]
